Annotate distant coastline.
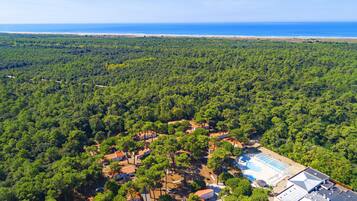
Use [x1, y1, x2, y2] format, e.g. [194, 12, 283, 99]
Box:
[1, 22, 357, 40]
[2, 31, 357, 43]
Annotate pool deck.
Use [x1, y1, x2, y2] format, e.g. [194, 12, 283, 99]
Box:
[244, 143, 306, 198]
[258, 147, 306, 176]
[256, 146, 306, 198]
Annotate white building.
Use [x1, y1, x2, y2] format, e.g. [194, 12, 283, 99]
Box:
[275, 167, 329, 201]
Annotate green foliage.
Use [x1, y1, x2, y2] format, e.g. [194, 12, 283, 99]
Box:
[0, 187, 17, 201]
[0, 34, 356, 201]
[232, 179, 252, 197]
[158, 194, 175, 201]
[207, 148, 230, 172]
[93, 191, 114, 201]
[105, 180, 120, 193]
[250, 189, 269, 201]
[222, 178, 263, 200]
[179, 133, 209, 160]
[189, 178, 206, 192]
[218, 172, 234, 183]
[187, 193, 201, 201]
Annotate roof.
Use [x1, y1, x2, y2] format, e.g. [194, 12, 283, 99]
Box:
[194, 189, 214, 197]
[135, 130, 157, 140]
[304, 167, 329, 181]
[121, 165, 136, 174]
[318, 186, 357, 201]
[321, 180, 334, 190]
[276, 184, 308, 201]
[302, 192, 328, 201]
[278, 167, 357, 201]
[288, 168, 325, 192]
[209, 131, 229, 138]
[137, 148, 151, 156]
[104, 151, 125, 160]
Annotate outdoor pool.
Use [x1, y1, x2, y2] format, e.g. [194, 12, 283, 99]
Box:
[237, 153, 290, 186]
[255, 153, 288, 172]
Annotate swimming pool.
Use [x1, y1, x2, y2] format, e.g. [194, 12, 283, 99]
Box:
[255, 153, 288, 172]
[237, 153, 290, 186]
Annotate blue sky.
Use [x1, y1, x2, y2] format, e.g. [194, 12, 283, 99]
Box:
[1, 0, 357, 23]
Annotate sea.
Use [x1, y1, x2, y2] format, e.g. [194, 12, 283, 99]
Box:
[0, 22, 357, 38]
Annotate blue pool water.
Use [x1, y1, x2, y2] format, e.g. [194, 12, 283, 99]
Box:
[237, 153, 289, 185]
[0, 22, 357, 37]
[246, 161, 262, 172]
[255, 153, 288, 172]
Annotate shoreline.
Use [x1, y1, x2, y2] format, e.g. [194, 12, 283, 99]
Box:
[2, 31, 357, 42]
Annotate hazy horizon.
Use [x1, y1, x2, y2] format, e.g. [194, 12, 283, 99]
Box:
[1, 0, 357, 24]
[1, 21, 357, 25]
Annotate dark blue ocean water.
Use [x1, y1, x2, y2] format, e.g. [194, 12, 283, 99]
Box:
[0, 23, 357, 37]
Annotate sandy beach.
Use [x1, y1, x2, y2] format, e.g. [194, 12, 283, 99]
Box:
[2, 31, 357, 43]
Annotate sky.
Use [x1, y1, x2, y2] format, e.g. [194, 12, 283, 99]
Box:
[1, 0, 357, 24]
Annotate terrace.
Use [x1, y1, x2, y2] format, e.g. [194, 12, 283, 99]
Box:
[236, 145, 305, 192]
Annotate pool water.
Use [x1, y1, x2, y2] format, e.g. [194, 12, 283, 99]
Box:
[255, 153, 288, 172]
[237, 153, 290, 186]
[246, 161, 262, 172]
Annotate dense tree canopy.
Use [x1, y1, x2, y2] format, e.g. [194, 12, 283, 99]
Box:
[0, 34, 356, 200]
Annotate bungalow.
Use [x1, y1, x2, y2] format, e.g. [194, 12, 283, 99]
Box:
[104, 151, 126, 161]
[209, 131, 229, 140]
[136, 148, 152, 160]
[194, 189, 214, 200]
[134, 130, 157, 141]
[221, 138, 244, 148]
[120, 165, 136, 177]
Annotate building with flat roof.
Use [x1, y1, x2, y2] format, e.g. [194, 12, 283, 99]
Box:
[276, 184, 311, 201]
[301, 192, 328, 201]
[317, 186, 357, 201]
[275, 167, 357, 201]
[287, 168, 327, 192]
[275, 167, 328, 201]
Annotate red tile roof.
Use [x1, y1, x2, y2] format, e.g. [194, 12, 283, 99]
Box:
[121, 165, 136, 174]
[104, 151, 125, 161]
[194, 189, 214, 199]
